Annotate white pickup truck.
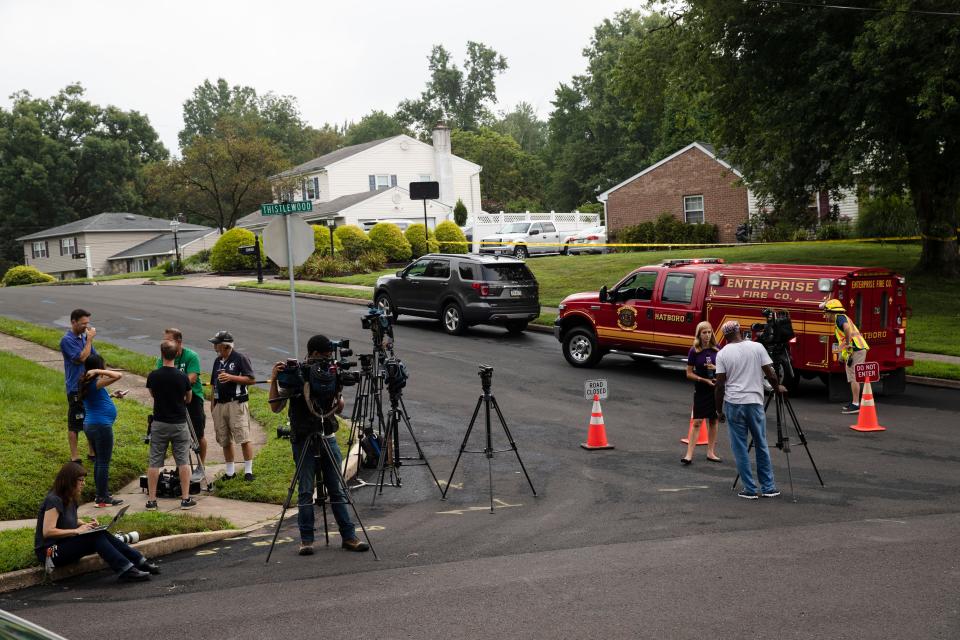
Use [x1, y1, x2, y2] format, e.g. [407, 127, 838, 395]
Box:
[478, 221, 563, 259]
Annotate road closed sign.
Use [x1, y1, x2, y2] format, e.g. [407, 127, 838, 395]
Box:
[855, 361, 880, 383]
[584, 379, 608, 400]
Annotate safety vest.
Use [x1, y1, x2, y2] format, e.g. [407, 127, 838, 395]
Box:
[835, 314, 869, 359]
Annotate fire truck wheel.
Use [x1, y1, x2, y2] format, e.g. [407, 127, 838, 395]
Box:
[563, 327, 602, 367]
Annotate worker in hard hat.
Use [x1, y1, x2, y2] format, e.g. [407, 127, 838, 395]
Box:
[820, 299, 870, 414]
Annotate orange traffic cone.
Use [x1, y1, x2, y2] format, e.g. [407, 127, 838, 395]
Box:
[581, 394, 614, 450]
[850, 381, 886, 432]
[681, 409, 710, 445]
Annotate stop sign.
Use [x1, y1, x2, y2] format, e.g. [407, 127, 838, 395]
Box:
[262, 214, 314, 267]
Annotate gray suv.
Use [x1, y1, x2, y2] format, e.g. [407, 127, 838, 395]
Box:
[373, 254, 540, 335]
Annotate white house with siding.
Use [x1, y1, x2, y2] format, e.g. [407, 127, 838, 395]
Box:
[238, 125, 481, 231]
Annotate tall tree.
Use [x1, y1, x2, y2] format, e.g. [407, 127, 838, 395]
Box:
[144, 119, 284, 231]
[397, 42, 508, 137]
[683, 0, 960, 275]
[344, 110, 408, 146]
[179, 78, 330, 163]
[492, 102, 549, 155]
[544, 10, 694, 210]
[452, 128, 545, 212]
[0, 84, 167, 268]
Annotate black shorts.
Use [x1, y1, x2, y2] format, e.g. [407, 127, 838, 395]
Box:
[187, 394, 206, 439]
[67, 393, 85, 433]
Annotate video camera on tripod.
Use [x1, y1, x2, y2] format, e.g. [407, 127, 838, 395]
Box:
[275, 339, 359, 399]
[751, 308, 795, 352]
[362, 305, 394, 351]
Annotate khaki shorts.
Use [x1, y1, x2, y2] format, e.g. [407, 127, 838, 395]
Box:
[212, 401, 251, 446]
[845, 349, 867, 382]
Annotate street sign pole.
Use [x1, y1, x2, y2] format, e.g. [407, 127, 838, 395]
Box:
[284, 213, 299, 357]
[254, 240, 263, 284]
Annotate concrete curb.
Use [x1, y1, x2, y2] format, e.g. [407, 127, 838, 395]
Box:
[0, 526, 269, 594]
[905, 375, 960, 390]
[228, 285, 371, 307]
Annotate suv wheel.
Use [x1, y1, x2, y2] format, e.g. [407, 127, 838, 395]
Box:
[375, 292, 397, 323]
[562, 327, 602, 367]
[513, 245, 529, 260]
[505, 320, 528, 335]
[441, 302, 467, 335]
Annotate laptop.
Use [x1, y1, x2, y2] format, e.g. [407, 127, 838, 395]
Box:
[78, 505, 129, 535]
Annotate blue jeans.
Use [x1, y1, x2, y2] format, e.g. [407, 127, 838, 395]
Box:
[291, 434, 356, 543]
[83, 423, 114, 499]
[724, 402, 777, 495]
[39, 530, 143, 574]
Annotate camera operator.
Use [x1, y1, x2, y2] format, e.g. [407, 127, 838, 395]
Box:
[714, 321, 785, 500]
[268, 335, 369, 555]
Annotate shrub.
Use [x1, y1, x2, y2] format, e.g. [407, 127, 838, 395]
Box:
[856, 193, 918, 238]
[184, 248, 211, 265]
[181, 261, 211, 274]
[334, 225, 371, 259]
[404, 224, 439, 258]
[815, 222, 851, 241]
[294, 254, 357, 279]
[210, 227, 260, 272]
[312, 224, 344, 257]
[653, 212, 687, 243]
[358, 250, 387, 272]
[453, 199, 468, 226]
[368, 223, 412, 262]
[2, 265, 55, 286]
[614, 222, 656, 251]
[159, 260, 175, 275]
[435, 220, 468, 253]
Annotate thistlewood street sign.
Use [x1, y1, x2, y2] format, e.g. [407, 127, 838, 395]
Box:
[260, 201, 313, 216]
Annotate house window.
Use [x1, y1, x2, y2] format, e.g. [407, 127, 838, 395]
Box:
[60, 237, 77, 256]
[302, 177, 319, 200]
[419, 174, 432, 182]
[32, 241, 48, 259]
[369, 174, 397, 191]
[684, 195, 705, 224]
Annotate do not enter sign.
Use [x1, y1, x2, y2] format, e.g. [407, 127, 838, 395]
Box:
[854, 361, 879, 383]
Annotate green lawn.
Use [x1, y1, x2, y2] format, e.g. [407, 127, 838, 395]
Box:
[0, 351, 153, 520]
[234, 281, 373, 302]
[35, 269, 164, 285]
[0, 316, 352, 507]
[0, 512, 233, 573]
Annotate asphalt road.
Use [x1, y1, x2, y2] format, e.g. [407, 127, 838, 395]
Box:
[1, 284, 958, 639]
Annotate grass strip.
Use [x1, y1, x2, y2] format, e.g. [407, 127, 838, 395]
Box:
[0, 315, 350, 506]
[0, 351, 152, 520]
[0, 512, 233, 573]
[906, 360, 960, 381]
[235, 281, 373, 302]
[33, 269, 164, 285]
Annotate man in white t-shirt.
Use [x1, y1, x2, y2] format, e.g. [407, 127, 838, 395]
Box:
[714, 321, 787, 499]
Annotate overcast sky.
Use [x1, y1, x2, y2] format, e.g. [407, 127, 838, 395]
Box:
[0, 0, 635, 154]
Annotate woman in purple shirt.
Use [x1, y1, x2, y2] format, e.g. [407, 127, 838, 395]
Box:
[682, 321, 722, 465]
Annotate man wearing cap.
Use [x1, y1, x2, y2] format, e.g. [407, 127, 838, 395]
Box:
[268, 334, 369, 555]
[209, 331, 256, 480]
[820, 299, 870, 414]
[714, 320, 785, 500]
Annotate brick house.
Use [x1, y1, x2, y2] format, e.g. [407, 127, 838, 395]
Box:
[598, 142, 858, 243]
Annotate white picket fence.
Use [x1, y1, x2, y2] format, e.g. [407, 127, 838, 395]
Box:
[470, 211, 601, 252]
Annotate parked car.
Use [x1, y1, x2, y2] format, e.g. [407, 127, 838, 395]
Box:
[374, 253, 540, 335]
[565, 226, 608, 255]
[478, 222, 563, 259]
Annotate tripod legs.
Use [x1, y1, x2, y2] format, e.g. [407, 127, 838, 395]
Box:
[371, 397, 444, 505]
[442, 392, 537, 513]
[266, 433, 378, 563]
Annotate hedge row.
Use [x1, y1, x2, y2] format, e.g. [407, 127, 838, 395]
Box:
[613, 213, 719, 250]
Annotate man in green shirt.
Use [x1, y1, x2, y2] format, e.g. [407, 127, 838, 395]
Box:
[156, 328, 206, 466]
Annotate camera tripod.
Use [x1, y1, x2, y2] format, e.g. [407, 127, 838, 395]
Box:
[184, 413, 211, 491]
[370, 387, 443, 505]
[731, 358, 824, 501]
[344, 354, 388, 488]
[442, 366, 537, 513]
[266, 430, 378, 563]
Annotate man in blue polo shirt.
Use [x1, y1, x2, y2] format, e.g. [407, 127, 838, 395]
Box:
[60, 309, 98, 463]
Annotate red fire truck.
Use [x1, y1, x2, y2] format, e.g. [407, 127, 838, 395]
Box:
[554, 258, 912, 398]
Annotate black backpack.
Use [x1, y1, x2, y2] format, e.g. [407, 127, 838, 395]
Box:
[303, 360, 340, 419]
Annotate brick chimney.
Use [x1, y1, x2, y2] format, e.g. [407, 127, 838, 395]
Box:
[432, 123, 454, 208]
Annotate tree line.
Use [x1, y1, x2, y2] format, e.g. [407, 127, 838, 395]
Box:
[1, 3, 956, 275]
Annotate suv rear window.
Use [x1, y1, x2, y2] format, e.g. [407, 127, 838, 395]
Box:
[481, 264, 535, 282]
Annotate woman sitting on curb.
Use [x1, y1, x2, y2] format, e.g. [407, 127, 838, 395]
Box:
[34, 462, 159, 582]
